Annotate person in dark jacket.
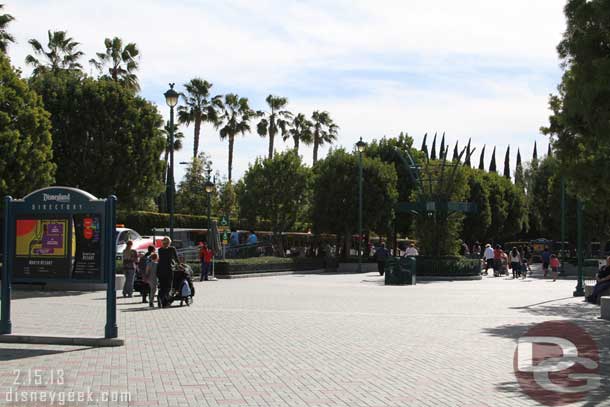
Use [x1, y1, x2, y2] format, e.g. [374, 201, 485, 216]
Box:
[587, 256, 610, 304]
[157, 237, 178, 308]
[375, 242, 390, 276]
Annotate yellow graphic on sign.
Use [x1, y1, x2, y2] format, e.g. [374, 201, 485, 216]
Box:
[15, 219, 68, 257]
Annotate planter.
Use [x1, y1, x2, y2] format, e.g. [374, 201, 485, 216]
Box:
[415, 256, 481, 277]
[215, 257, 331, 276]
[338, 262, 378, 273]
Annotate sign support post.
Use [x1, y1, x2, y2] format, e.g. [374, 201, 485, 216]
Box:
[104, 195, 117, 338]
[1, 196, 13, 334]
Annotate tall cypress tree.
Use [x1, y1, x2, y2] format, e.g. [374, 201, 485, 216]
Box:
[452, 141, 459, 161]
[464, 139, 472, 167]
[439, 132, 445, 160]
[430, 132, 437, 160]
[503, 145, 510, 179]
[478, 145, 486, 170]
[421, 132, 428, 158]
[514, 148, 525, 187]
[489, 146, 497, 173]
[533, 141, 538, 161]
[547, 143, 552, 157]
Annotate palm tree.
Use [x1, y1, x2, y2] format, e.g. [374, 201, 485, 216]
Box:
[257, 94, 292, 159]
[218, 94, 255, 182]
[161, 121, 184, 186]
[286, 113, 313, 154]
[89, 37, 140, 91]
[25, 30, 84, 75]
[311, 110, 339, 164]
[0, 4, 15, 54]
[178, 78, 221, 159]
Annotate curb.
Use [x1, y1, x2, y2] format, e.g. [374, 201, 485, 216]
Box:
[217, 269, 329, 279]
[0, 334, 125, 347]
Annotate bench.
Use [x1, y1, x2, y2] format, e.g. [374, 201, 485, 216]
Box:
[601, 297, 610, 321]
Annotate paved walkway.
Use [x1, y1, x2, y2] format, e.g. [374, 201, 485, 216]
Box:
[0, 269, 608, 406]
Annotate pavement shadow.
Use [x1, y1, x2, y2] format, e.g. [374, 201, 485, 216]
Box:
[12, 290, 90, 300]
[0, 346, 91, 361]
[482, 298, 610, 405]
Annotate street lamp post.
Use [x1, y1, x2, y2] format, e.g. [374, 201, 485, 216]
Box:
[356, 137, 367, 273]
[204, 165, 215, 246]
[164, 83, 180, 242]
[574, 199, 585, 297]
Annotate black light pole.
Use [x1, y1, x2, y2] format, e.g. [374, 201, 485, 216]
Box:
[204, 165, 215, 246]
[356, 137, 367, 273]
[164, 83, 179, 241]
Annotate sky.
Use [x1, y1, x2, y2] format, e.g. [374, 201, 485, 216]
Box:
[6, 0, 566, 183]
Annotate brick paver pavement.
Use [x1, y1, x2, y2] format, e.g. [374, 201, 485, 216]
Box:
[0, 269, 608, 406]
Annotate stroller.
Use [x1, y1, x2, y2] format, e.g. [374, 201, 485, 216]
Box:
[493, 255, 509, 277]
[169, 262, 195, 307]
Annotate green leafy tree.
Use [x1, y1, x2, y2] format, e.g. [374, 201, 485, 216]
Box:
[287, 113, 313, 154]
[178, 78, 221, 159]
[89, 37, 140, 91]
[30, 71, 165, 210]
[256, 94, 292, 159]
[364, 133, 422, 241]
[541, 0, 610, 243]
[0, 4, 14, 54]
[0, 54, 55, 199]
[238, 151, 311, 253]
[311, 110, 338, 164]
[217, 93, 255, 182]
[175, 153, 212, 215]
[312, 148, 398, 257]
[25, 30, 84, 76]
[462, 168, 492, 244]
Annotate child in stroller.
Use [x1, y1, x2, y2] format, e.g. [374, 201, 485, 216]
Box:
[169, 259, 195, 307]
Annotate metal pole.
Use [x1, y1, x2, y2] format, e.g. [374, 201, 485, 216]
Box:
[207, 192, 211, 246]
[169, 105, 175, 242]
[1, 196, 13, 334]
[560, 176, 566, 274]
[105, 195, 118, 338]
[358, 151, 363, 273]
[574, 199, 584, 297]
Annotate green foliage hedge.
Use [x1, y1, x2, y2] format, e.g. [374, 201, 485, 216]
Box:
[415, 256, 481, 276]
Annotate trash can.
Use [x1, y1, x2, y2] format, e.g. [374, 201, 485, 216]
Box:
[385, 256, 416, 285]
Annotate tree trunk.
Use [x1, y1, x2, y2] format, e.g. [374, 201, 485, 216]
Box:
[294, 136, 299, 154]
[228, 134, 235, 183]
[313, 138, 319, 164]
[268, 131, 274, 159]
[193, 115, 201, 158]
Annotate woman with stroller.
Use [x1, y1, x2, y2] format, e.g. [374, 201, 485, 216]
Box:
[157, 237, 178, 308]
[172, 255, 195, 306]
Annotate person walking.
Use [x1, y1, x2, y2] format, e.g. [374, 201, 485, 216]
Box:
[493, 245, 503, 276]
[550, 254, 560, 282]
[541, 247, 551, 278]
[374, 242, 390, 276]
[483, 244, 494, 275]
[145, 253, 159, 307]
[157, 237, 178, 308]
[122, 240, 137, 298]
[137, 245, 155, 303]
[509, 247, 522, 279]
[199, 242, 213, 281]
[404, 243, 419, 257]
[472, 242, 481, 258]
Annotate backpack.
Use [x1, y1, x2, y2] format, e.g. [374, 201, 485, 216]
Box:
[180, 280, 192, 297]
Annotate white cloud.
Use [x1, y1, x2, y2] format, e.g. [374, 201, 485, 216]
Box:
[5, 0, 564, 181]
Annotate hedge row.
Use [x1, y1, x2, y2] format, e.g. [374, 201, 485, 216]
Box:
[415, 256, 481, 276]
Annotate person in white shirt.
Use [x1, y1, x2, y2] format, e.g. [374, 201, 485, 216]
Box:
[483, 243, 494, 275]
[404, 243, 419, 257]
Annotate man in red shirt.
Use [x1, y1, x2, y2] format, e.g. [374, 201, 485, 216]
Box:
[199, 242, 213, 281]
